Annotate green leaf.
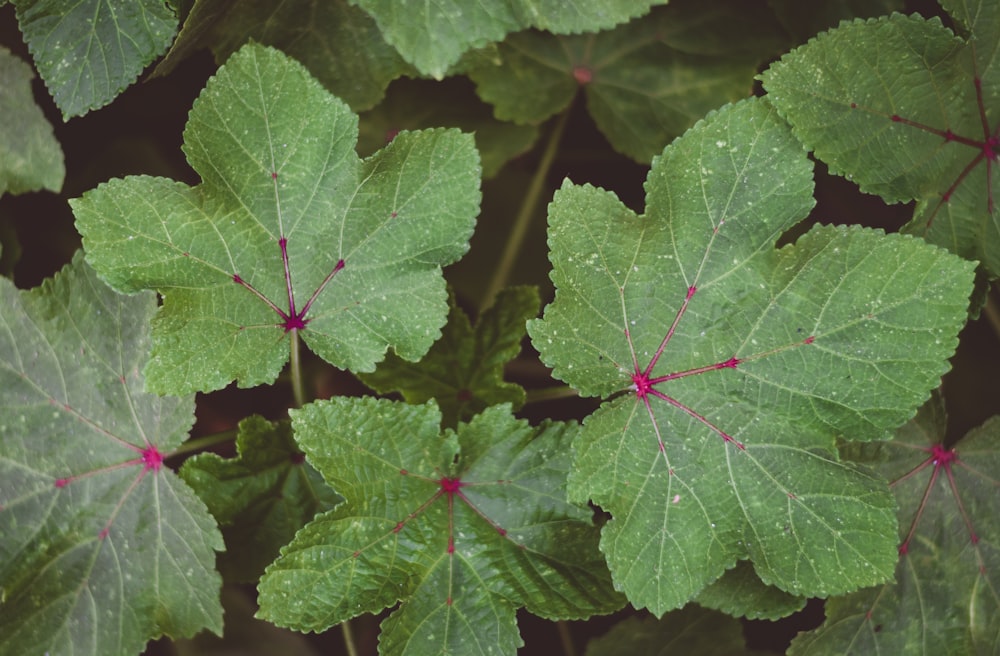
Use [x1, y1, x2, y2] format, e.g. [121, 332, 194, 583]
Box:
[12, 0, 178, 118]
[0, 46, 63, 196]
[585, 605, 764, 656]
[257, 399, 624, 655]
[155, 0, 411, 111]
[467, 2, 788, 162]
[0, 252, 223, 655]
[768, 0, 904, 42]
[694, 560, 806, 621]
[180, 415, 342, 582]
[761, 5, 1000, 275]
[790, 395, 1000, 655]
[528, 96, 976, 615]
[352, 0, 659, 79]
[358, 77, 539, 178]
[71, 43, 481, 395]
[358, 286, 539, 428]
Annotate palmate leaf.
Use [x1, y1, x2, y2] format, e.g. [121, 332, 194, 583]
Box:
[12, 0, 178, 118]
[0, 252, 223, 655]
[357, 285, 539, 429]
[761, 2, 1000, 276]
[466, 1, 788, 162]
[257, 399, 623, 656]
[71, 43, 480, 395]
[528, 96, 976, 616]
[790, 395, 1000, 655]
[180, 415, 342, 582]
[352, 0, 660, 79]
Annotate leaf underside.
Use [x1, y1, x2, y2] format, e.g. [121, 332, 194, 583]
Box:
[528, 96, 976, 616]
[0, 252, 223, 656]
[257, 399, 624, 656]
[71, 43, 481, 395]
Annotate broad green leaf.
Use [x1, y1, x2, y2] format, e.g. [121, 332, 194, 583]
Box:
[0, 46, 63, 196]
[768, 0, 904, 42]
[12, 0, 178, 118]
[761, 5, 1000, 276]
[0, 252, 223, 655]
[257, 399, 624, 655]
[155, 0, 411, 111]
[467, 2, 788, 162]
[790, 395, 1000, 655]
[71, 43, 481, 395]
[352, 0, 660, 79]
[358, 77, 539, 178]
[528, 97, 976, 615]
[180, 415, 342, 582]
[358, 286, 539, 428]
[585, 605, 764, 656]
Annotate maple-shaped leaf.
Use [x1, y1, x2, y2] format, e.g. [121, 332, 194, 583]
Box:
[0, 252, 223, 655]
[528, 96, 976, 615]
[257, 399, 624, 655]
[180, 415, 342, 582]
[11, 0, 178, 118]
[694, 560, 806, 621]
[761, 3, 1000, 276]
[154, 0, 411, 111]
[357, 286, 539, 428]
[71, 43, 481, 395]
[789, 394, 1000, 655]
[352, 0, 659, 79]
[466, 1, 787, 162]
[0, 46, 63, 196]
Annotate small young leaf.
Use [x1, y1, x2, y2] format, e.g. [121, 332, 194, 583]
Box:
[790, 396, 1000, 655]
[529, 96, 976, 615]
[155, 0, 411, 111]
[72, 43, 481, 395]
[180, 415, 343, 582]
[694, 560, 806, 621]
[12, 0, 178, 118]
[353, 0, 659, 79]
[0, 46, 63, 196]
[358, 286, 539, 428]
[0, 252, 223, 655]
[467, 2, 788, 162]
[257, 399, 623, 655]
[762, 6, 1000, 275]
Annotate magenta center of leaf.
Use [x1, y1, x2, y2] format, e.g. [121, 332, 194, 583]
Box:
[142, 446, 164, 472]
[439, 477, 464, 494]
[232, 233, 345, 333]
[930, 443, 956, 466]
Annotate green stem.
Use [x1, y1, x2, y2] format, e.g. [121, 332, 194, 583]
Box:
[983, 287, 1000, 344]
[341, 619, 360, 656]
[166, 429, 237, 459]
[481, 108, 571, 311]
[524, 385, 579, 405]
[557, 620, 576, 656]
[289, 328, 306, 409]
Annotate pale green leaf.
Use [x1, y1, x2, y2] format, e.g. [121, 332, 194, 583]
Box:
[0, 252, 223, 655]
[585, 605, 765, 656]
[71, 43, 481, 395]
[528, 97, 976, 615]
[0, 46, 63, 196]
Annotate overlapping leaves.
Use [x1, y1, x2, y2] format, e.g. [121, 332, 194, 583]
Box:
[528, 96, 976, 615]
[791, 396, 1000, 655]
[72, 43, 481, 395]
[0, 253, 223, 655]
[762, 1, 1000, 275]
[257, 399, 622, 655]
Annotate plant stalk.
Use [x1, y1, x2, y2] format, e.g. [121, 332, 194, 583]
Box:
[341, 619, 360, 656]
[165, 429, 238, 459]
[289, 328, 306, 409]
[481, 107, 571, 311]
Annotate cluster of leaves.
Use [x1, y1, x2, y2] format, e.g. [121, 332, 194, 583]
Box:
[1, 1, 999, 655]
